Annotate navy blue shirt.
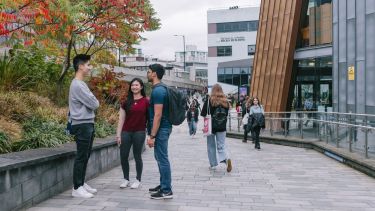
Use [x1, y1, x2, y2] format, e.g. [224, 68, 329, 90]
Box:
[149, 84, 171, 130]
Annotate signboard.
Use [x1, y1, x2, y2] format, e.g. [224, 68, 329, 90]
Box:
[239, 87, 248, 101]
[218, 36, 245, 43]
[348, 66, 355, 80]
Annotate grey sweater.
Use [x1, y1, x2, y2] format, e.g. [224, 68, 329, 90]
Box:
[69, 79, 99, 125]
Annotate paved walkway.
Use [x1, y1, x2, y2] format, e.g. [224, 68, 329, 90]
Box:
[29, 122, 375, 211]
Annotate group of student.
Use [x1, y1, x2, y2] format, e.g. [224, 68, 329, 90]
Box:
[68, 53, 236, 201]
[69, 54, 173, 199]
[68, 53, 264, 200]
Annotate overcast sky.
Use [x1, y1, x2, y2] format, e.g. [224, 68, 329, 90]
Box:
[139, 0, 261, 60]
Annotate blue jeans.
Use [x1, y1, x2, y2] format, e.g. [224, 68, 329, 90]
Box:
[188, 121, 197, 135]
[154, 127, 172, 193]
[207, 131, 228, 167]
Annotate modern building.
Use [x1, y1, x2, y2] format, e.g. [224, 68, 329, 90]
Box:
[175, 45, 208, 86]
[207, 5, 260, 95]
[251, 0, 375, 114]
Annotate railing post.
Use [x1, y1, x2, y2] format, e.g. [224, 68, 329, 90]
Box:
[349, 113, 352, 153]
[284, 119, 287, 137]
[325, 112, 328, 144]
[336, 113, 339, 148]
[270, 114, 274, 136]
[365, 116, 369, 159]
[300, 114, 304, 139]
[237, 112, 240, 132]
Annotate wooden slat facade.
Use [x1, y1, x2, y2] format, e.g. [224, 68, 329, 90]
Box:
[250, 0, 302, 112]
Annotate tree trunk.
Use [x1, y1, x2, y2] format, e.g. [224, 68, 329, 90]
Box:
[57, 37, 74, 99]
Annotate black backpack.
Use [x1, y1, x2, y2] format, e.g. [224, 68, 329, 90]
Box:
[212, 104, 227, 130]
[157, 83, 187, 125]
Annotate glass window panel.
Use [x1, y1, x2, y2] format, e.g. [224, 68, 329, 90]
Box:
[218, 74, 225, 83]
[225, 74, 233, 84]
[233, 74, 241, 86]
[218, 68, 224, 74]
[225, 68, 232, 74]
[240, 68, 247, 74]
[233, 67, 240, 74]
[241, 74, 249, 86]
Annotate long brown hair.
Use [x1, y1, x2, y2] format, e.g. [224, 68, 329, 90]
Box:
[210, 84, 229, 108]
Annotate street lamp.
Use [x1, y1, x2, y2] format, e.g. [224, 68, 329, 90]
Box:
[173, 34, 186, 73]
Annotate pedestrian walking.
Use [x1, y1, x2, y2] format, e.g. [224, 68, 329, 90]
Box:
[249, 97, 265, 150]
[69, 54, 99, 198]
[201, 84, 232, 172]
[187, 102, 199, 137]
[116, 78, 149, 189]
[146, 64, 174, 199]
[242, 97, 253, 143]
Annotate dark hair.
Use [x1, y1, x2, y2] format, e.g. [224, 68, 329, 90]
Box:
[252, 97, 261, 106]
[148, 63, 165, 80]
[124, 78, 146, 113]
[73, 54, 91, 72]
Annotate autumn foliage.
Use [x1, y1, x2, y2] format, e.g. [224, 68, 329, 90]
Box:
[0, 0, 160, 93]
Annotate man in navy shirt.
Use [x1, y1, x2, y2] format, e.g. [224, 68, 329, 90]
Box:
[146, 64, 173, 199]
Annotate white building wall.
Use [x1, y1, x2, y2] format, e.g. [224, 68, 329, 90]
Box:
[207, 6, 260, 94]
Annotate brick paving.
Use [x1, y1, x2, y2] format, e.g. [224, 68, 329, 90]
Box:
[28, 121, 375, 211]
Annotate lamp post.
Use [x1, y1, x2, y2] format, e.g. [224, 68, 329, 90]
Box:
[174, 34, 186, 73]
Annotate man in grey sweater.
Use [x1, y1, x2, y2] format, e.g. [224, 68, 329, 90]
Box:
[69, 54, 99, 198]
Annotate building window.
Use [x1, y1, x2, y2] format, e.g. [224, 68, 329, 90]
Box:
[217, 46, 232, 57]
[299, 0, 332, 47]
[216, 21, 259, 33]
[248, 45, 256, 56]
[217, 67, 251, 86]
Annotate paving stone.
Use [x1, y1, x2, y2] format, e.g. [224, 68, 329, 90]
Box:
[27, 120, 375, 210]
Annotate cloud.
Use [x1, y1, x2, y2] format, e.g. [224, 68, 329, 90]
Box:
[139, 0, 261, 60]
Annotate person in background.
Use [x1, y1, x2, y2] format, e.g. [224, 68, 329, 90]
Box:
[187, 101, 199, 138]
[201, 84, 232, 172]
[249, 97, 265, 150]
[242, 97, 253, 143]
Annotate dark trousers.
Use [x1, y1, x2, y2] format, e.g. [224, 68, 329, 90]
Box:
[252, 126, 261, 148]
[120, 131, 146, 181]
[243, 125, 252, 141]
[72, 123, 95, 189]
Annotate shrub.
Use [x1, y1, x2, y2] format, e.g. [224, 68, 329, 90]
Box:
[95, 120, 116, 138]
[0, 132, 12, 154]
[12, 117, 73, 152]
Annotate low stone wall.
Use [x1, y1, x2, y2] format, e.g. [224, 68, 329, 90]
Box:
[0, 136, 123, 211]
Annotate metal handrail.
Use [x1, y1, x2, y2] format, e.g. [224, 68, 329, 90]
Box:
[227, 110, 374, 158]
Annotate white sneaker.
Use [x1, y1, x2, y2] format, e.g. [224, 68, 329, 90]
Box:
[83, 183, 97, 194]
[72, 186, 94, 198]
[120, 179, 130, 188]
[130, 180, 141, 189]
[209, 166, 217, 170]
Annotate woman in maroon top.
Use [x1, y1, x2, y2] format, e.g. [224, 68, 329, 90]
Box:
[116, 78, 149, 189]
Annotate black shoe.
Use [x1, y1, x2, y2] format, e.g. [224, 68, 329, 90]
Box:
[149, 185, 161, 193]
[150, 190, 173, 199]
[242, 140, 247, 143]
